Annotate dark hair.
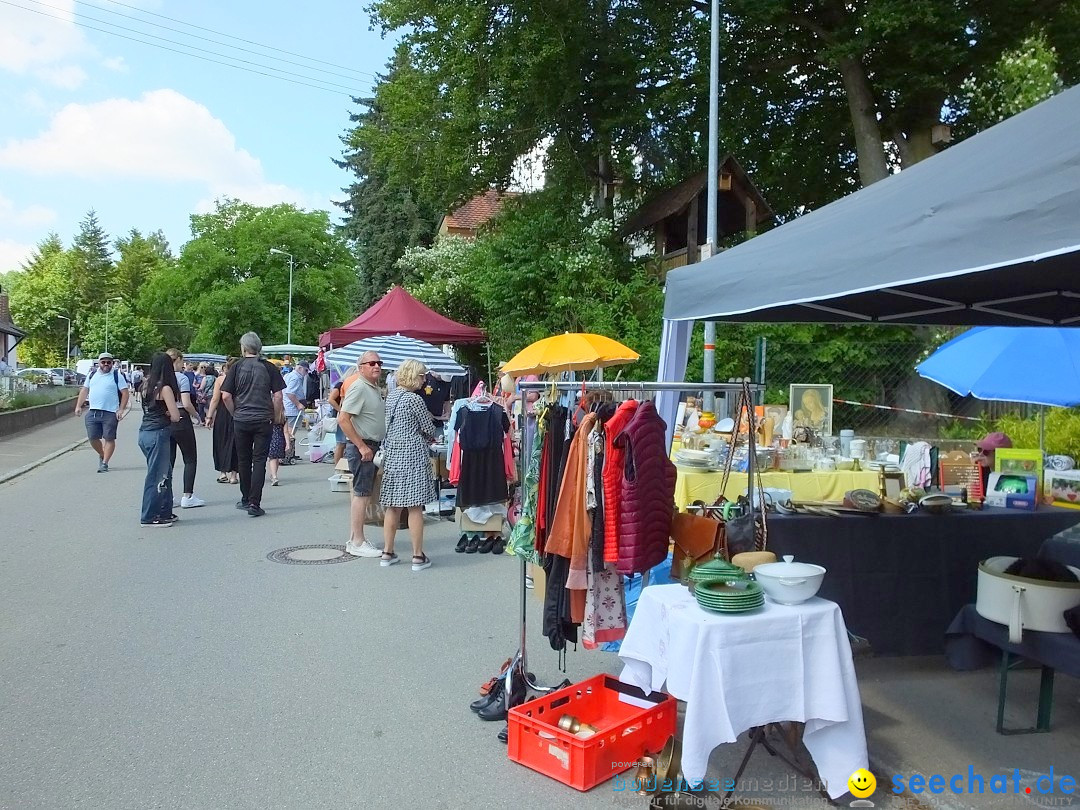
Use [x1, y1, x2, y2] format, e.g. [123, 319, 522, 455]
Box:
[143, 351, 180, 400]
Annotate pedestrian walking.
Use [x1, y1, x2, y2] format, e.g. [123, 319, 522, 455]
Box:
[74, 351, 131, 473]
[282, 359, 309, 461]
[268, 421, 286, 486]
[206, 357, 238, 484]
[220, 332, 285, 517]
[137, 352, 182, 527]
[378, 359, 438, 571]
[337, 351, 386, 557]
[130, 366, 144, 403]
[165, 349, 205, 509]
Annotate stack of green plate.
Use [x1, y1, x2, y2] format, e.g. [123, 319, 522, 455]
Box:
[695, 579, 765, 613]
[687, 556, 749, 594]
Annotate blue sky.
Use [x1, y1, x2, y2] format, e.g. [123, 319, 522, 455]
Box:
[0, 0, 398, 271]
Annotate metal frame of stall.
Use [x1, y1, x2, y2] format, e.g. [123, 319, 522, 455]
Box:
[505, 380, 761, 706]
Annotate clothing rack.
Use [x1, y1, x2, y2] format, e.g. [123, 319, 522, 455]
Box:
[505, 379, 761, 703]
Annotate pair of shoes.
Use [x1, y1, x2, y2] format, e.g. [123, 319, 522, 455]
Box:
[247, 504, 266, 517]
[455, 534, 469, 553]
[492, 537, 506, 555]
[141, 517, 173, 527]
[235, 500, 249, 510]
[345, 540, 382, 558]
[497, 724, 509, 743]
[478, 536, 497, 554]
[478, 674, 526, 721]
[97, 460, 108, 473]
[412, 554, 432, 572]
[271, 478, 279, 486]
[465, 536, 481, 554]
[471, 678, 504, 712]
[181, 494, 205, 508]
[380, 552, 400, 567]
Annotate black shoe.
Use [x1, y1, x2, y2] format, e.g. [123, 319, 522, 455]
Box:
[470, 679, 504, 712]
[247, 504, 266, 517]
[492, 537, 506, 555]
[478, 536, 497, 554]
[478, 677, 526, 721]
[497, 724, 509, 744]
[236, 500, 249, 510]
[455, 534, 469, 553]
[465, 536, 480, 554]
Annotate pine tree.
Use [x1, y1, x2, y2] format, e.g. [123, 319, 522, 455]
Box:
[71, 210, 116, 315]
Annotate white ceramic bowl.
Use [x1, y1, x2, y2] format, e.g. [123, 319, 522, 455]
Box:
[753, 555, 826, 604]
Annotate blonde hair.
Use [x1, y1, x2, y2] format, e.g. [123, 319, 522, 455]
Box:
[165, 348, 183, 363]
[395, 359, 427, 391]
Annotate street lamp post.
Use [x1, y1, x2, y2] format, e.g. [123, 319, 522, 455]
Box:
[57, 315, 71, 370]
[105, 297, 123, 354]
[269, 248, 295, 345]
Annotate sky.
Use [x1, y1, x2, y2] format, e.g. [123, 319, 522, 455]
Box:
[0, 0, 398, 272]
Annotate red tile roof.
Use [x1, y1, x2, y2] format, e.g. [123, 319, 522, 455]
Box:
[442, 189, 520, 232]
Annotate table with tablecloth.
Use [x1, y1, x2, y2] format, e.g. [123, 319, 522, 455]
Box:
[674, 468, 883, 509]
[618, 584, 867, 800]
[764, 507, 1080, 655]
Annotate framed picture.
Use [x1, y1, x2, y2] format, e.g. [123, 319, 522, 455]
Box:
[755, 404, 788, 437]
[1048, 469, 1080, 509]
[789, 384, 833, 437]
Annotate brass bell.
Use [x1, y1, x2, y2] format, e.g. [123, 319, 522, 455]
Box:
[634, 755, 657, 795]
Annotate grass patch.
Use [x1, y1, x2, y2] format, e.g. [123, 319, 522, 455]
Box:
[0, 387, 78, 411]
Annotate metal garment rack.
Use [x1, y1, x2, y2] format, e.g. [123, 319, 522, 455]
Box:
[505, 380, 761, 703]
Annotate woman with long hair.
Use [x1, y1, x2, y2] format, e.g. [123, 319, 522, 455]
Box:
[165, 348, 205, 508]
[379, 358, 439, 571]
[206, 356, 239, 484]
[138, 352, 182, 526]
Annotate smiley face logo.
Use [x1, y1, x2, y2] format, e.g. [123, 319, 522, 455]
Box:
[848, 769, 876, 798]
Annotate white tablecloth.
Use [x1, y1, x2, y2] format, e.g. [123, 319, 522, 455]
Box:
[618, 584, 868, 799]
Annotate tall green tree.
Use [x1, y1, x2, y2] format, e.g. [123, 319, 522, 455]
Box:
[70, 209, 116, 315]
[6, 244, 79, 367]
[140, 199, 359, 353]
[79, 299, 162, 362]
[336, 96, 438, 308]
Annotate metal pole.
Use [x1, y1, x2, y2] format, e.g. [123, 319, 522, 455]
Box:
[105, 302, 110, 354]
[702, 0, 720, 412]
[65, 320, 71, 370]
[287, 254, 294, 345]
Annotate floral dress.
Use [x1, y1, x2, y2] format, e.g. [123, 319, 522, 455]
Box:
[379, 387, 438, 507]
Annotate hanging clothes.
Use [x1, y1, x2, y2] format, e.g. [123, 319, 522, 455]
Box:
[453, 402, 511, 507]
[507, 411, 546, 564]
[536, 403, 570, 550]
[542, 553, 577, 653]
[602, 399, 640, 564]
[612, 401, 677, 575]
[582, 554, 628, 649]
[547, 413, 597, 624]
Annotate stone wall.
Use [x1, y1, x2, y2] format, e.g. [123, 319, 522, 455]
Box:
[0, 395, 79, 438]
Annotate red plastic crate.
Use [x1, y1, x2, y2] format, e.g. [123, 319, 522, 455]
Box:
[507, 674, 677, 791]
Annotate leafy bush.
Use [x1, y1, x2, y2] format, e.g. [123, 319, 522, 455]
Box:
[0, 387, 77, 411]
[994, 408, 1080, 459]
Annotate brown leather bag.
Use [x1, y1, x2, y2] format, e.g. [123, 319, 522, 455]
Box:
[670, 507, 726, 582]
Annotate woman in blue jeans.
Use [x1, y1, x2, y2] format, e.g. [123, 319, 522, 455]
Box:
[138, 352, 182, 527]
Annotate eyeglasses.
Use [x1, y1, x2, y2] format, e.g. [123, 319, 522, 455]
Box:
[99, 360, 113, 365]
[363, 361, 383, 367]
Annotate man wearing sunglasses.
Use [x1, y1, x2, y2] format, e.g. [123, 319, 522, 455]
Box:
[339, 351, 387, 557]
[75, 351, 130, 472]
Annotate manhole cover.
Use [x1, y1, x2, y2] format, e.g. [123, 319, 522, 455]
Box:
[266, 545, 360, 565]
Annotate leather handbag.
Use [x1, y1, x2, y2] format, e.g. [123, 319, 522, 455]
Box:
[715, 381, 769, 556]
[670, 506, 725, 582]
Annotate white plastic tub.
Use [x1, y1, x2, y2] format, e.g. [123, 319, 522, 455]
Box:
[975, 556, 1080, 643]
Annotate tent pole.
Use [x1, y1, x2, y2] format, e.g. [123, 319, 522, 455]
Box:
[1040, 405, 1046, 462]
[485, 342, 493, 389]
[702, 0, 720, 413]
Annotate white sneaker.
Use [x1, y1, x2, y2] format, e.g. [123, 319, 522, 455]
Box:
[173, 497, 181, 508]
[180, 494, 206, 508]
[345, 540, 382, 558]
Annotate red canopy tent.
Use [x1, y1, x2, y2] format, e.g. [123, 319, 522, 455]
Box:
[319, 285, 486, 348]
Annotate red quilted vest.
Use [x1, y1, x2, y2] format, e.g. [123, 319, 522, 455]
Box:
[612, 401, 676, 575]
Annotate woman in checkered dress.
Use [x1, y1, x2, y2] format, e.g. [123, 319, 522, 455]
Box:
[379, 359, 438, 571]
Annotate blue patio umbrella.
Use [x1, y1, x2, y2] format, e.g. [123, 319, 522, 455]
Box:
[916, 326, 1080, 455]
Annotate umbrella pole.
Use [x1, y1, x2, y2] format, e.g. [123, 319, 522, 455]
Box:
[485, 342, 493, 389]
[1040, 405, 1046, 462]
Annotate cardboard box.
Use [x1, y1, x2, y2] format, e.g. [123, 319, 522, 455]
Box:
[995, 449, 1044, 501]
[985, 472, 1038, 510]
[1047, 469, 1080, 509]
[456, 507, 505, 532]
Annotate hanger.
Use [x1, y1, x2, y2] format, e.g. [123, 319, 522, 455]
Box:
[469, 380, 493, 407]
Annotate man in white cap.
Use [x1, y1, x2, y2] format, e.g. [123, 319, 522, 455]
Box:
[74, 352, 130, 472]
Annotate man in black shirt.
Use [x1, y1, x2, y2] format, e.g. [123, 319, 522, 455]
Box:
[221, 331, 286, 517]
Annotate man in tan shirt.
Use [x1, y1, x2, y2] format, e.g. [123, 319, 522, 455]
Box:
[339, 351, 387, 556]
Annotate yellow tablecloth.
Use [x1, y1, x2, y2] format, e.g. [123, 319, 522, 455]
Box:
[674, 468, 882, 509]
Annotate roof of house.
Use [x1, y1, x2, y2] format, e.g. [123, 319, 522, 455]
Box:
[440, 189, 520, 233]
[0, 289, 24, 339]
[619, 156, 774, 237]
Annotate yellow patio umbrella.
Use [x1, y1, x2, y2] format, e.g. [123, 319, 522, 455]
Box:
[501, 333, 639, 376]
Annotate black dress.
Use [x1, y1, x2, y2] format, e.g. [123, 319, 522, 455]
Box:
[454, 403, 510, 507]
[212, 404, 237, 473]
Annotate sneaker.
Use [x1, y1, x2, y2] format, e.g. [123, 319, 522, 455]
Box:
[235, 500, 250, 510]
[140, 517, 173, 527]
[412, 554, 433, 572]
[345, 540, 382, 558]
[98, 460, 108, 473]
[247, 505, 266, 517]
[380, 552, 400, 567]
[181, 494, 206, 508]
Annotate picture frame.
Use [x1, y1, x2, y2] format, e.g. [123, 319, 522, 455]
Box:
[994, 448, 1044, 500]
[1047, 469, 1080, 509]
[789, 384, 833, 437]
[755, 404, 788, 437]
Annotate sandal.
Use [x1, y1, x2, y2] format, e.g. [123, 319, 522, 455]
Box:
[412, 554, 432, 572]
[216, 475, 229, 484]
[379, 552, 400, 567]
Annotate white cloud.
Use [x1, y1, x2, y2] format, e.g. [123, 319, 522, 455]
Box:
[0, 0, 94, 88]
[0, 238, 34, 272]
[102, 56, 128, 72]
[0, 89, 317, 210]
[0, 194, 56, 228]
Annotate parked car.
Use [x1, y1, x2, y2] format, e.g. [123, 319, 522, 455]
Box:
[15, 367, 65, 385]
[50, 367, 77, 385]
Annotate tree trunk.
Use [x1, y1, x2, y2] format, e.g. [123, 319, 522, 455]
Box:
[837, 56, 889, 186]
[895, 127, 938, 170]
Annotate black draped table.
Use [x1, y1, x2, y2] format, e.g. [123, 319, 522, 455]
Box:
[765, 507, 1080, 656]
